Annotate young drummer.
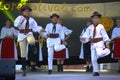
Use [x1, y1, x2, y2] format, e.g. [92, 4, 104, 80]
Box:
[80, 12, 110, 76]
[111, 17, 120, 73]
[79, 20, 92, 72]
[54, 19, 73, 72]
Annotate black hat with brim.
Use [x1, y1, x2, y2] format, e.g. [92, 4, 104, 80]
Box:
[50, 13, 60, 19]
[21, 6, 32, 12]
[91, 12, 102, 18]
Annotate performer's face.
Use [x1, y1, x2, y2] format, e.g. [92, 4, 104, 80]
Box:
[86, 22, 91, 27]
[6, 20, 12, 28]
[116, 20, 120, 27]
[92, 16, 100, 25]
[51, 17, 58, 24]
[22, 9, 30, 16]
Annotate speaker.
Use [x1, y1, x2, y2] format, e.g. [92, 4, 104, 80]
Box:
[0, 59, 16, 80]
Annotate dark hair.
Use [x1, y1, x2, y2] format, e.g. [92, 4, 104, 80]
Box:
[5, 19, 13, 27]
[21, 5, 32, 12]
[117, 17, 120, 20]
[6, 19, 12, 22]
[50, 13, 60, 19]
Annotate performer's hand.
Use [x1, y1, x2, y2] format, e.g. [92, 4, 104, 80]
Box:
[80, 37, 86, 42]
[6, 36, 14, 39]
[41, 29, 46, 32]
[35, 40, 39, 42]
[106, 43, 110, 49]
[62, 41, 67, 45]
[46, 34, 50, 38]
[116, 36, 120, 39]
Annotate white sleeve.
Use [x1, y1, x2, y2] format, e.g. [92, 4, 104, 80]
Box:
[101, 26, 110, 42]
[0, 28, 5, 39]
[31, 19, 43, 33]
[82, 27, 90, 38]
[80, 29, 84, 38]
[63, 27, 73, 35]
[111, 28, 116, 40]
[14, 16, 22, 27]
[13, 28, 19, 37]
[59, 26, 65, 40]
[45, 24, 49, 34]
[82, 28, 91, 43]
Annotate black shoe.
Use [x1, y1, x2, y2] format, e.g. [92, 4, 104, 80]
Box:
[22, 70, 26, 76]
[86, 66, 90, 72]
[89, 66, 93, 72]
[60, 64, 63, 72]
[48, 70, 52, 74]
[21, 58, 26, 76]
[93, 72, 100, 76]
[31, 65, 37, 72]
[57, 65, 61, 72]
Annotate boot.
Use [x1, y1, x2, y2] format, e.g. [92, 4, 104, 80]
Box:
[21, 58, 26, 76]
[89, 66, 93, 72]
[31, 65, 37, 72]
[57, 64, 61, 72]
[86, 66, 90, 72]
[48, 70, 52, 74]
[30, 45, 37, 55]
[93, 72, 100, 76]
[60, 64, 63, 72]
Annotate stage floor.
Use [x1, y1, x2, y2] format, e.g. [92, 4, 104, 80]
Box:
[16, 71, 120, 80]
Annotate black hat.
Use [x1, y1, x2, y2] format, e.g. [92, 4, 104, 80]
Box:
[50, 13, 60, 19]
[91, 12, 102, 18]
[21, 5, 32, 12]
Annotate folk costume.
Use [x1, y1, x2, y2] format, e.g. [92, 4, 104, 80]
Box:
[45, 13, 66, 74]
[14, 6, 43, 76]
[0, 26, 18, 60]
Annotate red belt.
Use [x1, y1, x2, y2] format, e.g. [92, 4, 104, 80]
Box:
[48, 34, 59, 38]
[20, 29, 32, 34]
[90, 38, 103, 43]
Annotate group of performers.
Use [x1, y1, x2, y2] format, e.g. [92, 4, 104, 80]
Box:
[0, 5, 120, 77]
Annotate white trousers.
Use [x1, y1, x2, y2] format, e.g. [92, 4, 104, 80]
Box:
[48, 46, 54, 70]
[91, 46, 99, 72]
[19, 34, 35, 58]
[47, 44, 65, 70]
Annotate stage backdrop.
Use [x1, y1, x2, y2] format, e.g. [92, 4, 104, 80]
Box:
[0, 1, 120, 64]
[28, 2, 120, 18]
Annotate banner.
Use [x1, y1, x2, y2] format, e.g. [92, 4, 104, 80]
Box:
[28, 2, 120, 18]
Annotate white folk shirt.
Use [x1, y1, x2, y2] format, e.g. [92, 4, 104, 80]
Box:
[0, 26, 18, 39]
[45, 23, 64, 47]
[79, 27, 88, 59]
[14, 15, 43, 42]
[82, 24, 110, 48]
[62, 26, 73, 37]
[111, 27, 120, 40]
